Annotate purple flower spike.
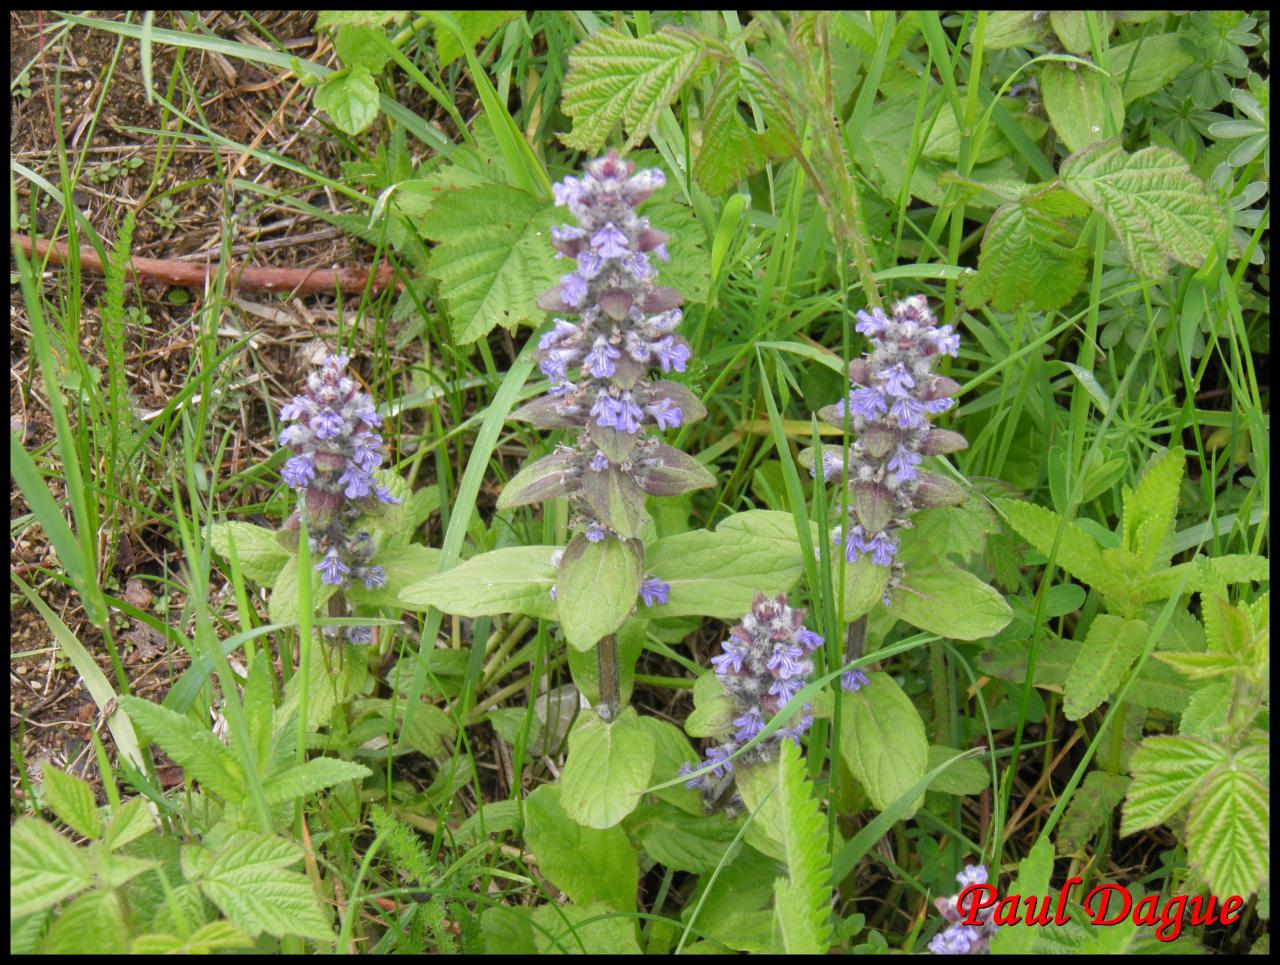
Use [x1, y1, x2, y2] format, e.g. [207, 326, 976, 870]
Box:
[282, 454, 316, 490]
[591, 222, 631, 258]
[560, 272, 588, 306]
[646, 397, 682, 430]
[795, 628, 824, 652]
[361, 565, 387, 591]
[584, 339, 622, 378]
[849, 386, 889, 421]
[732, 709, 766, 742]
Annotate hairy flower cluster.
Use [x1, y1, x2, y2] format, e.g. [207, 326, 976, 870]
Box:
[682, 594, 823, 796]
[278, 354, 397, 640]
[817, 295, 967, 612]
[930, 864, 998, 954]
[504, 151, 713, 608]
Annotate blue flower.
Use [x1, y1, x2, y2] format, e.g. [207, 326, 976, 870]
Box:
[560, 272, 588, 306]
[645, 398, 682, 430]
[639, 576, 670, 607]
[841, 668, 870, 692]
[732, 709, 766, 742]
[316, 550, 350, 586]
[591, 222, 630, 258]
[652, 336, 691, 372]
[282, 454, 315, 490]
[361, 565, 387, 591]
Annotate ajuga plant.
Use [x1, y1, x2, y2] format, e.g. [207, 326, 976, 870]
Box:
[929, 864, 998, 955]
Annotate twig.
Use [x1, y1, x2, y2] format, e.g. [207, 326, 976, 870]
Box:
[13, 234, 403, 297]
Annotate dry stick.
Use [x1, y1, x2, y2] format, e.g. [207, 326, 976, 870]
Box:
[12, 234, 402, 298]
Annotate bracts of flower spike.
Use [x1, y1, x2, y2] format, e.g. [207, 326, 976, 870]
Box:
[278, 353, 398, 643]
[499, 151, 715, 606]
[809, 295, 968, 669]
[929, 864, 998, 954]
[681, 593, 823, 805]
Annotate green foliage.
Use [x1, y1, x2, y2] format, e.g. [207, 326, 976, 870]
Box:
[315, 64, 381, 135]
[522, 784, 638, 913]
[839, 673, 928, 817]
[770, 741, 834, 954]
[556, 534, 644, 651]
[559, 708, 656, 829]
[434, 11, 519, 67]
[399, 545, 559, 619]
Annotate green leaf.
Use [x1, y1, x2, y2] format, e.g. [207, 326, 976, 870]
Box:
[1179, 681, 1233, 740]
[582, 464, 650, 537]
[681, 844, 782, 953]
[1103, 33, 1195, 104]
[984, 11, 1049, 49]
[334, 25, 391, 72]
[1048, 11, 1097, 54]
[1064, 615, 1149, 720]
[647, 529, 804, 619]
[314, 64, 380, 135]
[557, 534, 643, 651]
[41, 888, 127, 954]
[344, 543, 442, 609]
[886, 558, 1012, 640]
[630, 801, 737, 872]
[209, 522, 291, 586]
[268, 555, 339, 626]
[495, 451, 582, 510]
[10, 817, 93, 917]
[559, 708, 655, 829]
[39, 764, 100, 839]
[103, 797, 156, 851]
[637, 716, 703, 815]
[839, 673, 928, 817]
[419, 183, 562, 343]
[562, 26, 709, 152]
[120, 696, 245, 803]
[961, 193, 1088, 312]
[838, 556, 891, 623]
[771, 741, 834, 954]
[693, 61, 795, 194]
[1120, 735, 1229, 836]
[523, 784, 638, 913]
[530, 901, 643, 954]
[924, 99, 1048, 165]
[925, 745, 990, 796]
[988, 837, 1054, 955]
[132, 921, 254, 954]
[684, 671, 734, 739]
[1186, 763, 1269, 900]
[1057, 771, 1130, 853]
[1060, 140, 1227, 280]
[399, 545, 559, 620]
[317, 11, 407, 30]
[93, 850, 157, 889]
[197, 833, 333, 940]
[995, 498, 1129, 599]
[262, 757, 372, 805]
[904, 500, 1000, 567]
[1040, 61, 1124, 154]
[1120, 447, 1185, 570]
[434, 10, 518, 67]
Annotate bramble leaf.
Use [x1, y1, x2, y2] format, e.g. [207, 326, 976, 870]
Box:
[1186, 762, 1270, 900]
[120, 696, 245, 803]
[39, 764, 100, 840]
[434, 10, 519, 67]
[262, 758, 372, 805]
[10, 817, 93, 917]
[693, 60, 796, 194]
[196, 833, 333, 940]
[1121, 735, 1228, 836]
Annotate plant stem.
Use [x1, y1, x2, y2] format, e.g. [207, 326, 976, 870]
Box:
[597, 634, 620, 722]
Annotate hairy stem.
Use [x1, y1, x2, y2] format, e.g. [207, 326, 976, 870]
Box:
[596, 634, 620, 722]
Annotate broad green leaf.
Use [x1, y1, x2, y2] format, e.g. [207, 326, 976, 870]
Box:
[715, 509, 818, 553]
[926, 745, 990, 796]
[1060, 140, 1227, 280]
[345, 543, 442, 609]
[693, 61, 795, 194]
[887, 558, 1012, 640]
[120, 696, 245, 803]
[1103, 33, 1195, 104]
[839, 556, 891, 623]
[961, 195, 1088, 312]
[334, 25, 391, 72]
[268, 555, 339, 626]
[480, 905, 537, 953]
[638, 716, 703, 815]
[733, 759, 786, 862]
[531, 901, 643, 954]
[1178, 681, 1232, 739]
[1186, 764, 1269, 900]
[560, 708, 655, 829]
[41, 888, 127, 954]
[434, 10, 518, 67]
[1049, 11, 1097, 54]
[209, 522, 290, 586]
[647, 529, 804, 619]
[924, 100, 1047, 165]
[39, 764, 100, 839]
[197, 833, 333, 940]
[93, 850, 158, 889]
[1040, 61, 1124, 154]
[1120, 735, 1228, 836]
[562, 27, 709, 152]
[839, 673, 928, 817]
[984, 10, 1049, 49]
[684, 671, 734, 739]
[1120, 447, 1185, 569]
[771, 741, 833, 954]
[132, 921, 254, 954]
[10, 817, 93, 917]
[630, 800, 737, 872]
[557, 534, 643, 651]
[419, 183, 562, 343]
[262, 757, 372, 805]
[1057, 771, 1130, 853]
[399, 545, 559, 619]
[314, 64, 380, 136]
[103, 797, 156, 851]
[523, 784, 638, 913]
[989, 838, 1054, 955]
[1064, 615, 1149, 720]
[317, 11, 407, 29]
[681, 844, 782, 953]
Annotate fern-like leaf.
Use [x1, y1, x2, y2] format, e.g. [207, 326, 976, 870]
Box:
[771, 741, 833, 954]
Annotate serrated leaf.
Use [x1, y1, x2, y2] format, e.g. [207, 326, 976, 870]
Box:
[93, 850, 157, 889]
[1104, 33, 1195, 104]
[120, 696, 245, 803]
[10, 817, 93, 917]
[1060, 140, 1227, 280]
[39, 763, 100, 839]
[262, 757, 372, 805]
[1041, 62, 1124, 153]
[771, 741, 834, 954]
[1120, 735, 1228, 836]
[399, 545, 559, 620]
[1179, 681, 1233, 739]
[839, 673, 928, 817]
[647, 528, 803, 619]
[995, 498, 1130, 600]
[434, 10, 519, 67]
[988, 838, 1054, 955]
[1186, 764, 1269, 900]
[314, 64, 380, 136]
[557, 534, 643, 651]
[1064, 615, 1148, 720]
[886, 558, 1012, 641]
[693, 62, 794, 194]
[559, 708, 655, 829]
[1120, 447, 1184, 569]
[1057, 771, 1130, 852]
[41, 888, 127, 954]
[103, 797, 156, 851]
[197, 833, 333, 940]
[562, 27, 708, 152]
[523, 784, 638, 913]
[961, 196, 1088, 312]
[210, 522, 291, 586]
[419, 183, 562, 343]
